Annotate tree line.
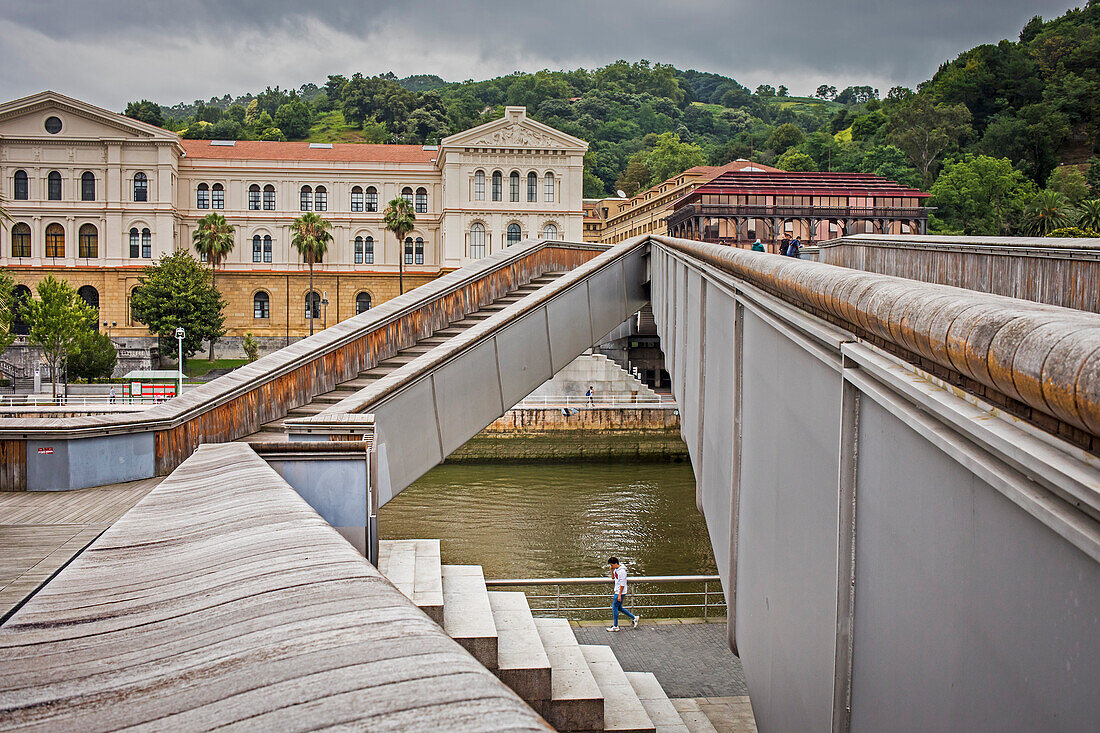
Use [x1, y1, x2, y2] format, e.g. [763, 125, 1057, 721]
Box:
[113, 2, 1095, 237]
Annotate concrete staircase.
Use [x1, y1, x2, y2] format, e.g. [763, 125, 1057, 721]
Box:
[379, 539, 707, 732]
[243, 273, 564, 441]
[525, 352, 661, 403]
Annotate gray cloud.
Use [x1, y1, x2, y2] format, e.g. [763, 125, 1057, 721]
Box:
[0, 0, 1077, 110]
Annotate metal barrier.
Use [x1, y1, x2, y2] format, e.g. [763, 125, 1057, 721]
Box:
[0, 394, 166, 408]
[485, 575, 725, 620]
[512, 394, 678, 409]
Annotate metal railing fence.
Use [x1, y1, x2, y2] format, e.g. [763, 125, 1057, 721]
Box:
[485, 575, 725, 620]
[512, 394, 677, 409]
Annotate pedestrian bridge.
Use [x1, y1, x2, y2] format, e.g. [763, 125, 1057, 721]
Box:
[1, 235, 1097, 731]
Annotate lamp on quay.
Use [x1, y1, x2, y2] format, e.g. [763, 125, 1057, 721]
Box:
[175, 327, 185, 397]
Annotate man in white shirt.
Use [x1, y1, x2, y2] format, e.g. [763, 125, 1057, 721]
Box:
[607, 557, 639, 631]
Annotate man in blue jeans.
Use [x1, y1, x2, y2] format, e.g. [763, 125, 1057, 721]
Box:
[606, 557, 639, 631]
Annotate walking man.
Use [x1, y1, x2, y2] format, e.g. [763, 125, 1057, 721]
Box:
[586, 385, 594, 407]
[606, 557, 639, 631]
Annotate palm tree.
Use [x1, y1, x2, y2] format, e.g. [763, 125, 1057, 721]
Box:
[1076, 198, 1100, 232]
[1027, 190, 1072, 236]
[192, 212, 235, 360]
[383, 196, 416, 295]
[290, 212, 333, 336]
[0, 196, 11, 227]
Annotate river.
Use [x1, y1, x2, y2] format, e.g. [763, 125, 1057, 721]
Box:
[379, 461, 716, 580]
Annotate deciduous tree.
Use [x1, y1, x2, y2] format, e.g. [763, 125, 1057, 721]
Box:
[67, 329, 117, 381]
[929, 154, 1035, 235]
[886, 96, 972, 187]
[22, 276, 97, 398]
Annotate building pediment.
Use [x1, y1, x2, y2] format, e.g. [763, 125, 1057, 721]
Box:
[0, 90, 179, 144]
[441, 107, 587, 152]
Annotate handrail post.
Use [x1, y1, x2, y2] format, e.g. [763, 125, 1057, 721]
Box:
[703, 581, 708, 619]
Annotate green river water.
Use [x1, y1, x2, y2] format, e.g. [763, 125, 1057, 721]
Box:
[379, 461, 717, 580]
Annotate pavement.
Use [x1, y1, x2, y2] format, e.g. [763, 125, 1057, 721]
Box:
[572, 618, 756, 731]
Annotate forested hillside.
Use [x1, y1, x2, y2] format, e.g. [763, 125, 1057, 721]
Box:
[124, 2, 1100, 236]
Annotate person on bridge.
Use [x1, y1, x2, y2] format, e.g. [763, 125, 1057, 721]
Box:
[586, 386, 594, 407]
[787, 237, 801, 259]
[779, 237, 790, 256]
[606, 557, 639, 631]
[751, 239, 765, 252]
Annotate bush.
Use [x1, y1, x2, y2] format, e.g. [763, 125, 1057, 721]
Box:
[243, 333, 260, 363]
[67, 328, 117, 381]
[1047, 227, 1100, 238]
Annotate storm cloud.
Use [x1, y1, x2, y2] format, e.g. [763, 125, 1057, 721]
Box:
[0, 0, 1078, 110]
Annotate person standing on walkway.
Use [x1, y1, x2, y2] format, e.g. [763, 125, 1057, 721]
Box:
[606, 557, 639, 631]
[586, 385, 594, 407]
[787, 237, 801, 259]
[751, 239, 765, 252]
[109, 386, 116, 404]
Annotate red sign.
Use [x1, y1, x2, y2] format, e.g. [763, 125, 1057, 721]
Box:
[37, 447, 54, 455]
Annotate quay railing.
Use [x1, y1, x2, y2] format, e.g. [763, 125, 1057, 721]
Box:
[512, 394, 677, 409]
[485, 575, 725, 620]
[0, 394, 165, 408]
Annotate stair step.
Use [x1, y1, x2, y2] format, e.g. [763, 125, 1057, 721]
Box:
[534, 618, 604, 732]
[441, 565, 498, 670]
[580, 645, 655, 733]
[488, 591, 552, 707]
[668, 700, 720, 733]
[377, 539, 415, 598]
[626, 673, 689, 733]
[412, 539, 444, 624]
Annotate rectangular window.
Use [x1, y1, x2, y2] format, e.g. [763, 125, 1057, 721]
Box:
[264, 237, 272, 263]
[141, 230, 151, 258]
[351, 191, 363, 212]
[129, 231, 140, 258]
[366, 190, 378, 212]
[474, 173, 485, 201]
[528, 176, 537, 202]
[510, 176, 519, 202]
[12, 229, 30, 257]
[212, 186, 224, 209]
[354, 238, 363, 264]
[300, 190, 311, 211]
[364, 238, 374, 264]
[315, 189, 327, 211]
[254, 298, 269, 319]
[134, 178, 147, 202]
[544, 175, 555, 202]
[252, 238, 261, 263]
[263, 188, 275, 210]
[14, 175, 28, 200]
[82, 176, 95, 201]
[415, 239, 424, 265]
[197, 188, 209, 209]
[492, 175, 501, 201]
[249, 188, 260, 210]
[48, 177, 62, 201]
[404, 239, 413, 265]
[415, 191, 427, 213]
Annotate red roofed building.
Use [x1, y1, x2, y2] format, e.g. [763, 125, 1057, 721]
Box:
[667, 170, 931, 250]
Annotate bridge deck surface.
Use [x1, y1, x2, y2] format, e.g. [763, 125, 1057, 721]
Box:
[0, 477, 160, 619]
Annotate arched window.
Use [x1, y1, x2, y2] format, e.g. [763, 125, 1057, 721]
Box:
[351, 186, 363, 212]
[473, 170, 485, 201]
[252, 234, 262, 263]
[491, 171, 502, 201]
[196, 183, 210, 209]
[356, 292, 372, 314]
[81, 172, 96, 201]
[401, 187, 413, 205]
[263, 184, 275, 210]
[254, 291, 270, 319]
[404, 236, 414, 265]
[78, 223, 98, 258]
[509, 171, 520, 202]
[364, 235, 374, 264]
[141, 228, 152, 258]
[11, 285, 31, 335]
[507, 223, 522, 246]
[469, 222, 486, 259]
[133, 172, 148, 202]
[263, 235, 272, 263]
[415, 236, 424, 264]
[415, 187, 427, 213]
[11, 223, 31, 257]
[365, 186, 378, 212]
[305, 291, 320, 320]
[129, 228, 140, 258]
[542, 222, 559, 241]
[48, 171, 62, 201]
[527, 172, 537, 202]
[248, 184, 261, 210]
[13, 170, 28, 200]
[300, 185, 312, 211]
[77, 285, 99, 315]
[45, 223, 65, 257]
[544, 172, 555, 202]
[315, 185, 327, 212]
[212, 183, 224, 209]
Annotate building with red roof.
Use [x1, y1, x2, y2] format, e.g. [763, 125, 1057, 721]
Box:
[667, 170, 931, 249]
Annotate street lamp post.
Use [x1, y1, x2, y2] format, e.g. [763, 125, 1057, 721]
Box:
[321, 291, 329, 330]
[174, 327, 185, 398]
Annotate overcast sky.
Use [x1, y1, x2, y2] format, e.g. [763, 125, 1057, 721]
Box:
[0, 1, 1078, 111]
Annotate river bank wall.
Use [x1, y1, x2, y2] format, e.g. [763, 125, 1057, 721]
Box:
[445, 406, 687, 462]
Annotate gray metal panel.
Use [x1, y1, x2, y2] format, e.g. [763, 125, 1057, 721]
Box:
[546, 284, 594, 373]
[372, 379, 442, 506]
[850, 397, 1100, 731]
[267, 458, 368, 527]
[734, 307, 841, 732]
[679, 268, 705, 469]
[433, 339, 504, 456]
[621, 248, 649, 315]
[587, 260, 627, 342]
[26, 439, 70, 491]
[495, 310, 554, 408]
[27, 434, 154, 491]
[697, 287, 738, 597]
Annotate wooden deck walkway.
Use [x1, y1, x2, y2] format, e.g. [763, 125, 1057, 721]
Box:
[0, 444, 548, 731]
[0, 478, 159, 620]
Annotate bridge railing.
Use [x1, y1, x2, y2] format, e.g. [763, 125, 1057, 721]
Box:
[0, 238, 607, 490]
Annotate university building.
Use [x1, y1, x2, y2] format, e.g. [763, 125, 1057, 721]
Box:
[0, 91, 586, 355]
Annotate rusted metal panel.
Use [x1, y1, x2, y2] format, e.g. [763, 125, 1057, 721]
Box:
[0, 440, 27, 490]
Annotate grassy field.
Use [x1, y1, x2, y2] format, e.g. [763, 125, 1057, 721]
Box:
[307, 111, 370, 143]
[180, 358, 250, 378]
